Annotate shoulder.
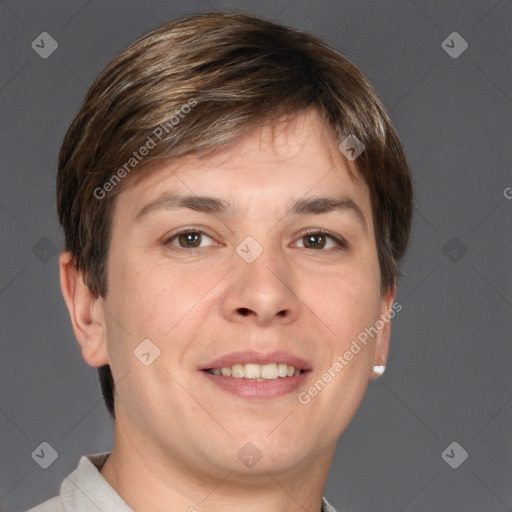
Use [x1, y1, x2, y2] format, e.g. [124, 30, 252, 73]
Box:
[321, 496, 339, 512]
[26, 451, 116, 512]
[25, 495, 64, 512]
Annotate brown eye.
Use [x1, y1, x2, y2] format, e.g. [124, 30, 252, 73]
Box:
[295, 230, 348, 251]
[165, 230, 216, 249]
[303, 233, 328, 249]
[177, 232, 201, 248]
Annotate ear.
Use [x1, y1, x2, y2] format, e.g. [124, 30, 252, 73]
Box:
[370, 285, 396, 380]
[59, 252, 109, 367]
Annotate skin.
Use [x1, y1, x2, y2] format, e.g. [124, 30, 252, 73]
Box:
[60, 109, 394, 512]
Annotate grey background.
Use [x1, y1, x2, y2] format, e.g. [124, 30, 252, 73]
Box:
[1, 0, 511, 510]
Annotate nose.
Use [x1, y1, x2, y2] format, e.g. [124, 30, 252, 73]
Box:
[220, 243, 301, 327]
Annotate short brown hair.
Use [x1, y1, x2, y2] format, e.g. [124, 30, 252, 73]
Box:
[57, 11, 413, 419]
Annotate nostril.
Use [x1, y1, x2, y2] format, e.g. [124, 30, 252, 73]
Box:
[238, 308, 251, 316]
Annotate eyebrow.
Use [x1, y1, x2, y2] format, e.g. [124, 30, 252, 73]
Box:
[134, 194, 366, 228]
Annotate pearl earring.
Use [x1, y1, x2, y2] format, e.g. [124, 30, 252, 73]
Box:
[372, 365, 386, 377]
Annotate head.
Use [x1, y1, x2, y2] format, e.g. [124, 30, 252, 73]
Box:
[57, 11, 412, 476]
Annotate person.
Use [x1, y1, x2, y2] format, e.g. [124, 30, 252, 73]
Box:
[28, 10, 413, 512]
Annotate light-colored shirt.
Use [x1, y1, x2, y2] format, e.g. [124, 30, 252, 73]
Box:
[27, 452, 338, 512]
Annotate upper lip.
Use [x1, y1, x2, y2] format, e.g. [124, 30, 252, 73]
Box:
[200, 350, 312, 371]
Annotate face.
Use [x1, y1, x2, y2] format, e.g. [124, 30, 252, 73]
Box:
[94, 110, 392, 479]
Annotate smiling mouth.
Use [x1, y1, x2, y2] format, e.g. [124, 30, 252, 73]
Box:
[203, 363, 307, 380]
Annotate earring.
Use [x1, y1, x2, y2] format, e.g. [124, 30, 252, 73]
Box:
[372, 365, 386, 377]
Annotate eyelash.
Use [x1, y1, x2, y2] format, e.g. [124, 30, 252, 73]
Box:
[163, 228, 348, 253]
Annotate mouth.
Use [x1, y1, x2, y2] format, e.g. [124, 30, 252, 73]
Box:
[202, 363, 306, 380]
[199, 351, 311, 399]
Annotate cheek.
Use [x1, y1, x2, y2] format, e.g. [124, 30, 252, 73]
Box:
[106, 256, 183, 335]
[312, 263, 382, 345]
[102, 263, 195, 420]
[102, 257, 170, 380]
[105, 257, 226, 353]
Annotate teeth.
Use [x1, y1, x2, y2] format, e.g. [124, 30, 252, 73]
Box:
[207, 363, 302, 380]
[261, 363, 278, 379]
[231, 364, 244, 378]
[244, 364, 261, 379]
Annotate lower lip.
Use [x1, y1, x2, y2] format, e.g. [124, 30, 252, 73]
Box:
[201, 371, 310, 399]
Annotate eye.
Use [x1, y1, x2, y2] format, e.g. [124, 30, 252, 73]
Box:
[163, 228, 347, 252]
[164, 230, 217, 250]
[294, 230, 348, 251]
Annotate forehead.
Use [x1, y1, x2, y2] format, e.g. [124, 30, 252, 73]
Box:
[113, 109, 372, 225]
